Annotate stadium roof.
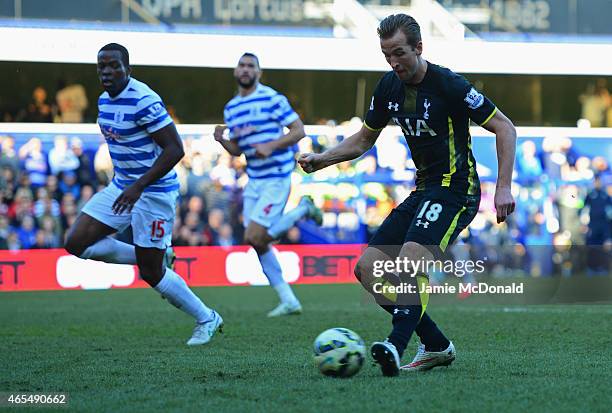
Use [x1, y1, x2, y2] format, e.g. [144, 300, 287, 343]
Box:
[2, 24, 612, 75]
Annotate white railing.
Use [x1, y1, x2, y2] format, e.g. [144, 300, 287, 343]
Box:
[2, 123, 612, 140]
[330, 0, 381, 40]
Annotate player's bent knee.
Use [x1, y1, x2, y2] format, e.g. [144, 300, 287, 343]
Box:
[64, 236, 86, 257]
[353, 262, 363, 282]
[401, 241, 432, 261]
[243, 232, 255, 245]
[252, 243, 269, 255]
[246, 235, 268, 253]
[139, 267, 164, 287]
[354, 258, 373, 282]
[354, 255, 378, 285]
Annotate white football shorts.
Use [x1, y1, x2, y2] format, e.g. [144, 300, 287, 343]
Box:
[81, 182, 178, 249]
[242, 176, 291, 228]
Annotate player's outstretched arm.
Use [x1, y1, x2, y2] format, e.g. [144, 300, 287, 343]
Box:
[482, 109, 517, 223]
[253, 118, 305, 158]
[112, 123, 184, 214]
[213, 124, 242, 156]
[298, 125, 380, 173]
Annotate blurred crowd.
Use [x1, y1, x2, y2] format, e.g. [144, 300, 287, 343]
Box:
[3, 84, 181, 125]
[578, 78, 612, 128]
[0, 124, 610, 275]
[7, 78, 612, 127]
[300, 119, 611, 246]
[5, 83, 89, 124]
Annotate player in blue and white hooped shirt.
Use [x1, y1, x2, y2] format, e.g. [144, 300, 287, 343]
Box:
[214, 53, 322, 317]
[64, 43, 222, 346]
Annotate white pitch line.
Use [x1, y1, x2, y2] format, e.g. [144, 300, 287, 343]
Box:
[453, 306, 612, 315]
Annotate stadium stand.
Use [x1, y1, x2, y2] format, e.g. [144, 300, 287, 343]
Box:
[0, 123, 609, 277]
[0, 0, 610, 276]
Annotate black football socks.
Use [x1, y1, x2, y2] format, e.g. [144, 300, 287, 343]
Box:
[416, 312, 451, 352]
[386, 304, 422, 357]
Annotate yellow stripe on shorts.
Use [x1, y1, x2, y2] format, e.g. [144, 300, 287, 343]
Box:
[439, 206, 467, 252]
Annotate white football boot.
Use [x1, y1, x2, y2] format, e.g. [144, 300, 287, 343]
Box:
[186, 311, 223, 346]
[267, 301, 303, 317]
[370, 340, 400, 377]
[401, 341, 456, 371]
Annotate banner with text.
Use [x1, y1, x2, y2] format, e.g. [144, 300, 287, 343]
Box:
[0, 245, 364, 292]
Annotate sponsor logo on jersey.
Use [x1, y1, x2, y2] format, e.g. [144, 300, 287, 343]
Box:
[100, 124, 121, 141]
[392, 117, 437, 137]
[232, 124, 257, 138]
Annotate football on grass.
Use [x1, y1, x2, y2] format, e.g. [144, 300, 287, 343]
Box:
[313, 328, 366, 378]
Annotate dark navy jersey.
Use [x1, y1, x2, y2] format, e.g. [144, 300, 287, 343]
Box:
[364, 62, 497, 194]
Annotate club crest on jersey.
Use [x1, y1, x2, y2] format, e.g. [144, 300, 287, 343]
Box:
[114, 111, 124, 123]
[388, 101, 399, 111]
[392, 117, 437, 137]
[464, 87, 484, 109]
[423, 99, 431, 119]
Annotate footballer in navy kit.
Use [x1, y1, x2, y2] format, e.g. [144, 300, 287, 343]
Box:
[299, 14, 517, 376]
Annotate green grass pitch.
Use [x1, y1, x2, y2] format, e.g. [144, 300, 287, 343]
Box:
[1, 284, 610, 412]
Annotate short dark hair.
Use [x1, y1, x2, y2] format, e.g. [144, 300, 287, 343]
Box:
[241, 52, 260, 69]
[377, 14, 421, 48]
[99, 43, 130, 67]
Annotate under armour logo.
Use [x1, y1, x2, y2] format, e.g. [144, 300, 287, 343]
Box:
[388, 101, 399, 111]
[393, 308, 410, 315]
[423, 99, 431, 119]
[415, 219, 429, 228]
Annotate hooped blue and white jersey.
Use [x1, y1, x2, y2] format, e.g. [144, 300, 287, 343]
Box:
[223, 83, 299, 180]
[97, 77, 179, 193]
